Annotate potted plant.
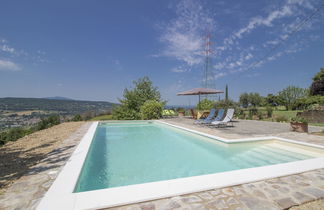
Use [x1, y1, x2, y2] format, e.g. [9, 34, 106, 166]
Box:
[290, 116, 308, 133]
[176, 107, 185, 117]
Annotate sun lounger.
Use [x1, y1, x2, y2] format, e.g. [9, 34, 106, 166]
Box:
[209, 108, 234, 127]
[190, 109, 198, 119]
[195, 108, 216, 124]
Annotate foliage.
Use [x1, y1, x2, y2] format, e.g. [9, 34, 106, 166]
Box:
[310, 68, 324, 96]
[225, 85, 229, 101]
[112, 106, 141, 120]
[266, 107, 273, 117]
[0, 115, 62, 146]
[249, 93, 263, 107]
[265, 94, 284, 107]
[278, 86, 308, 110]
[248, 107, 258, 119]
[275, 115, 288, 122]
[239, 93, 249, 108]
[291, 116, 308, 124]
[0, 97, 115, 115]
[294, 95, 324, 110]
[176, 107, 185, 112]
[162, 110, 176, 116]
[36, 115, 60, 130]
[239, 93, 263, 107]
[196, 99, 214, 110]
[112, 77, 164, 120]
[266, 106, 273, 118]
[214, 99, 238, 109]
[91, 114, 113, 121]
[0, 127, 33, 145]
[140, 100, 163, 120]
[71, 114, 83, 121]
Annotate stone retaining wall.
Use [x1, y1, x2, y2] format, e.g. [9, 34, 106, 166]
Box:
[299, 110, 324, 123]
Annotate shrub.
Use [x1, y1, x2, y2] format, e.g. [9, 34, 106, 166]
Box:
[140, 100, 163, 120]
[176, 107, 185, 113]
[291, 116, 308, 124]
[275, 115, 288, 122]
[266, 106, 273, 118]
[215, 99, 238, 109]
[112, 106, 141, 120]
[71, 114, 83, 121]
[248, 107, 258, 119]
[0, 127, 33, 145]
[196, 99, 214, 110]
[257, 111, 263, 120]
[36, 115, 60, 130]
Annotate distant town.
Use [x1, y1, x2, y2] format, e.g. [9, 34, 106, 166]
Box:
[0, 97, 115, 131]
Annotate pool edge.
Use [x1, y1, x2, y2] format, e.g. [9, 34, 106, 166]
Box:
[37, 120, 324, 210]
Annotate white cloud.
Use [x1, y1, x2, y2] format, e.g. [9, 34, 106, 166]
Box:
[1, 44, 16, 54]
[171, 66, 188, 73]
[158, 0, 214, 67]
[0, 60, 21, 71]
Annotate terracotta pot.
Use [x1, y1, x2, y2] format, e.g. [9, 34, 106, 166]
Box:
[290, 122, 308, 133]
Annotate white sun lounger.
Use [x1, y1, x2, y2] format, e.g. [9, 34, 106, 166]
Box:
[210, 108, 234, 127]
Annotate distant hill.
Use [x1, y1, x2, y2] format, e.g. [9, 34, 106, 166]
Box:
[0, 97, 117, 115]
[43, 96, 74, 101]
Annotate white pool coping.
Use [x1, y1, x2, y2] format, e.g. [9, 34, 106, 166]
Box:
[37, 121, 324, 210]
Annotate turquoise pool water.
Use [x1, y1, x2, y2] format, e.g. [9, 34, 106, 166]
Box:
[74, 122, 321, 192]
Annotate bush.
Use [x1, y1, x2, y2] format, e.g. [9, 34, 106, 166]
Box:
[112, 106, 141, 120]
[36, 115, 60, 130]
[291, 116, 308, 124]
[196, 99, 214, 110]
[275, 115, 288, 122]
[294, 95, 324, 110]
[140, 100, 163, 120]
[257, 111, 264, 120]
[266, 107, 273, 118]
[71, 114, 83, 121]
[0, 127, 33, 145]
[248, 107, 258, 119]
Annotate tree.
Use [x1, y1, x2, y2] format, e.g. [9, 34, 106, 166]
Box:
[249, 93, 263, 107]
[225, 84, 229, 101]
[265, 94, 284, 107]
[310, 68, 324, 96]
[278, 86, 308, 110]
[113, 77, 164, 120]
[239, 93, 249, 108]
[196, 99, 214, 110]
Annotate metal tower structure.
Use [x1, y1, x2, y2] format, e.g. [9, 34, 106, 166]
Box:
[201, 31, 217, 100]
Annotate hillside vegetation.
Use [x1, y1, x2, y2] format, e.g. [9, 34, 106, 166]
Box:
[0, 97, 116, 114]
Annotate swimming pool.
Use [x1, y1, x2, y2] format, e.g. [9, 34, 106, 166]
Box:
[37, 121, 324, 210]
[74, 122, 322, 192]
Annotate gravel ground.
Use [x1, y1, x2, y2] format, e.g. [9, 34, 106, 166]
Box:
[0, 122, 85, 194]
[290, 199, 324, 210]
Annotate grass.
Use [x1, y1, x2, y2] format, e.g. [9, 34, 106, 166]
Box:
[91, 114, 113, 121]
[309, 123, 324, 127]
[272, 110, 300, 119]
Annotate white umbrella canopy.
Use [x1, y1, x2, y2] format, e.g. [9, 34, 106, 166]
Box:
[177, 88, 224, 105]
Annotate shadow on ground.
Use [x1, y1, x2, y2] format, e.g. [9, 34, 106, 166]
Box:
[0, 143, 74, 189]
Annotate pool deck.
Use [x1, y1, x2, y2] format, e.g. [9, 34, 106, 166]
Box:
[0, 119, 323, 210]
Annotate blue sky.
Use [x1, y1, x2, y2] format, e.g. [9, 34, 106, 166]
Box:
[0, 0, 323, 106]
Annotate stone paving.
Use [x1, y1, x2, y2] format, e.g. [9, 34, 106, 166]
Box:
[0, 119, 323, 210]
[161, 118, 324, 146]
[0, 122, 92, 210]
[107, 169, 324, 210]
